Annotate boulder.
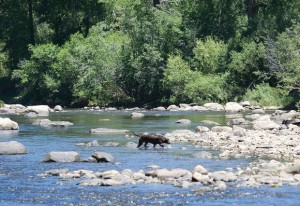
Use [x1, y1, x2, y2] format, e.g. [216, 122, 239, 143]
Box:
[193, 165, 208, 175]
[209, 171, 237, 182]
[44, 151, 80, 162]
[105, 107, 118, 111]
[191, 106, 208, 111]
[26, 105, 50, 116]
[164, 129, 195, 142]
[85, 140, 100, 147]
[286, 162, 300, 174]
[199, 120, 221, 126]
[203, 103, 224, 111]
[179, 104, 192, 111]
[0, 117, 19, 130]
[24, 112, 38, 118]
[0, 141, 27, 155]
[252, 109, 265, 114]
[192, 172, 211, 184]
[92, 152, 115, 163]
[153, 106, 166, 111]
[90, 128, 130, 135]
[225, 102, 245, 113]
[131, 112, 145, 118]
[175, 119, 191, 124]
[227, 118, 250, 126]
[33, 119, 73, 128]
[195, 126, 210, 133]
[239, 101, 251, 107]
[167, 105, 179, 111]
[54, 105, 63, 111]
[146, 168, 192, 181]
[211, 126, 232, 133]
[253, 115, 280, 130]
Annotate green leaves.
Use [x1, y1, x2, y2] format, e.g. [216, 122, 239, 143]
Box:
[193, 37, 227, 74]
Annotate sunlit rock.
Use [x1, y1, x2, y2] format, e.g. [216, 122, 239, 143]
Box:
[0, 117, 19, 130]
[44, 151, 80, 162]
[0, 141, 27, 155]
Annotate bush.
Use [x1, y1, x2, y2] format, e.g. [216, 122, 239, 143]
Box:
[193, 36, 227, 74]
[184, 73, 229, 105]
[243, 84, 292, 106]
[162, 55, 193, 103]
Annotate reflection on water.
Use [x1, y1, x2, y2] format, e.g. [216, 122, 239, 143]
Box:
[0, 110, 299, 205]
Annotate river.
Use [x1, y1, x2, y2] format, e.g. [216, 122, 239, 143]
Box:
[0, 110, 300, 205]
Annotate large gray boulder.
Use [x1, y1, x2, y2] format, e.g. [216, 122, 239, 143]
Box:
[44, 151, 80, 162]
[253, 115, 280, 130]
[0, 141, 27, 155]
[53, 105, 63, 111]
[131, 112, 145, 118]
[167, 105, 180, 111]
[203, 103, 224, 111]
[26, 105, 50, 116]
[92, 152, 115, 163]
[0, 117, 19, 130]
[225, 102, 245, 113]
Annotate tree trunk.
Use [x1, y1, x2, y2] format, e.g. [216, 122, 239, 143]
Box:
[28, 0, 35, 45]
[247, 0, 256, 18]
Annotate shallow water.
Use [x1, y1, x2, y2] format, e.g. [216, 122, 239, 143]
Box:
[0, 110, 300, 206]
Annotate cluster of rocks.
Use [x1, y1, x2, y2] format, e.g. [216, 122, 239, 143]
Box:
[0, 104, 63, 116]
[76, 140, 136, 148]
[43, 151, 115, 163]
[163, 111, 300, 161]
[39, 159, 300, 190]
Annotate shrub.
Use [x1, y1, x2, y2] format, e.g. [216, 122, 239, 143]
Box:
[193, 36, 227, 74]
[184, 73, 229, 105]
[243, 84, 292, 106]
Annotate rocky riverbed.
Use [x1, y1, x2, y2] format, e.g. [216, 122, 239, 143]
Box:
[1, 102, 300, 205]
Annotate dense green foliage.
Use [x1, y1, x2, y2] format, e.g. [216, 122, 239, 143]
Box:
[0, 0, 299, 107]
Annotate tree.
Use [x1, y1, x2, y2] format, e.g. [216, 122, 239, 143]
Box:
[113, 0, 184, 104]
[12, 44, 60, 104]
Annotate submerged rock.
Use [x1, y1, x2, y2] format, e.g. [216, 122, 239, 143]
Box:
[33, 119, 73, 128]
[199, 120, 221, 126]
[90, 128, 130, 135]
[175, 119, 191, 124]
[131, 112, 145, 118]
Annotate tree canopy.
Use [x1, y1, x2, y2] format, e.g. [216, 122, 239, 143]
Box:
[0, 0, 299, 108]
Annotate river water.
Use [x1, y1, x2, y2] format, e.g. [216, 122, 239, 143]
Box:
[0, 110, 300, 205]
